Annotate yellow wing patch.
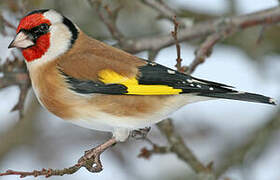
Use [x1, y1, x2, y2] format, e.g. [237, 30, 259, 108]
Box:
[98, 69, 182, 95]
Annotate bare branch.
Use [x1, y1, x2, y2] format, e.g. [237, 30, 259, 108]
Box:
[11, 83, 30, 118]
[216, 109, 280, 177]
[121, 7, 280, 53]
[187, 33, 221, 74]
[0, 100, 37, 162]
[138, 145, 170, 159]
[256, 25, 267, 44]
[171, 16, 184, 72]
[0, 14, 17, 30]
[141, 0, 178, 22]
[0, 59, 31, 118]
[0, 138, 117, 178]
[157, 119, 210, 173]
[87, 0, 125, 44]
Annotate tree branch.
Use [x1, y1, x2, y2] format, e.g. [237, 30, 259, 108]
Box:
[0, 138, 117, 178]
[216, 108, 280, 177]
[0, 59, 31, 118]
[138, 144, 170, 159]
[141, 0, 178, 22]
[187, 33, 221, 74]
[157, 119, 208, 173]
[0, 14, 17, 30]
[171, 16, 184, 72]
[0, 97, 38, 162]
[87, 0, 125, 45]
[121, 7, 280, 54]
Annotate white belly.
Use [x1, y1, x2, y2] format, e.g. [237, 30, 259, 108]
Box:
[67, 94, 211, 132]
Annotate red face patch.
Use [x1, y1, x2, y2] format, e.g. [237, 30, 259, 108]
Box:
[22, 33, 50, 62]
[17, 13, 51, 62]
[17, 13, 51, 33]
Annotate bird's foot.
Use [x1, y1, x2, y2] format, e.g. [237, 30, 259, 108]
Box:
[130, 127, 151, 140]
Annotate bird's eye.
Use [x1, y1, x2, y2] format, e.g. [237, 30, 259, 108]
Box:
[40, 23, 49, 31]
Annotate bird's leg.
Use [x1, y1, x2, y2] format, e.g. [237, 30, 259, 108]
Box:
[130, 127, 151, 139]
[77, 137, 117, 172]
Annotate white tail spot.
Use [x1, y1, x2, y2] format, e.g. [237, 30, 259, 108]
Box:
[269, 98, 277, 105]
[187, 79, 193, 83]
[167, 70, 176, 74]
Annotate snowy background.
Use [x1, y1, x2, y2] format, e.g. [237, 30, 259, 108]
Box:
[0, 0, 280, 180]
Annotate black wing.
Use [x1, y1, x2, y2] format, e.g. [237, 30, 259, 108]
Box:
[59, 61, 276, 105]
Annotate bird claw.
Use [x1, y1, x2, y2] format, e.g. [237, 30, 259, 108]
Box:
[130, 127, 151, 139]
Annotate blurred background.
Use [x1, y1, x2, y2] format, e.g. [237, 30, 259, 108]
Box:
[0, 0, 280, 180]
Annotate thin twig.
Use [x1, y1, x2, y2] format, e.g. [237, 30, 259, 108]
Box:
[0, 138, 117, 178]
[11, 83, 30, 118]
[88, 0, 125, 44]
[216, 109, 280, 177]
[0, 59, 31, 118]
[0, 14, 17, 30]
[171, 16, 184, 72]
[138, 145, 170, 159]
[135, 129, 171, 159]
[256, 25, 267, 44]
[187, 33, 221, 74]
[157, 119, 209, 173]
[121, 7, 280, 54]
[141, 0, 178, 23]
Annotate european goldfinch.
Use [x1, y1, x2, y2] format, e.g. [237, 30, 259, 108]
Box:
[8, 9, 276, 142]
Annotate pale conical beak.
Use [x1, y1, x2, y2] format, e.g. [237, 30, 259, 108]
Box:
[8, 31, 35, 49]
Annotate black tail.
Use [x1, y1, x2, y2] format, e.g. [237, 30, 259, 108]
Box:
[199, 91, 276, 105]
[178, 76, 276, 105]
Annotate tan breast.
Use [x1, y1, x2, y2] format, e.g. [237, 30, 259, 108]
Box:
[28, 61, 79, 119]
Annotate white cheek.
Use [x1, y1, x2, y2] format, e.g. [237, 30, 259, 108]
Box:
[48, 24, 72, 57]
[43, 10, 63, 24]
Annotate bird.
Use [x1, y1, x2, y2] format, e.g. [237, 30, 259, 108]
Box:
[8, 9, 276, 142]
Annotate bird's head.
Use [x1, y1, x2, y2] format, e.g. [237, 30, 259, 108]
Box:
[9, 9, 79, 63]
